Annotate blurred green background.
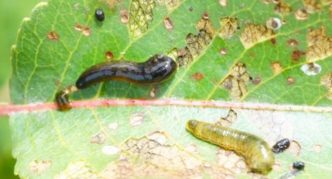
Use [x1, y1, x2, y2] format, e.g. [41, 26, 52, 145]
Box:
[0, 0, 42, 178]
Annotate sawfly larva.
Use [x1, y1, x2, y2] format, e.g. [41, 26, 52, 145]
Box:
[75, 54, 177, 89]
[186, 120, 275, 175]
[55, 54, 177, 111]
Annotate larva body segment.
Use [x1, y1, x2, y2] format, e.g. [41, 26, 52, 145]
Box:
[75, 54, 177, 89]
[186, 120, 275, 175]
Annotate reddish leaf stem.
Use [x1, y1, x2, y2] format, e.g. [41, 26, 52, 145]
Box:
[0, 99, 332, 116]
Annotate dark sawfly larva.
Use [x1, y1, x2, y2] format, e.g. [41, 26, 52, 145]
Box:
[186, 120, 275, 175]
[55, 54, 177, 111]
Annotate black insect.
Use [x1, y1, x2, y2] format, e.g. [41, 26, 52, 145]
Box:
[272, 138, 290, 153]
[95, 8, 105, 21]
[55, 54, 177, 111]
[292, 161, 305, 170]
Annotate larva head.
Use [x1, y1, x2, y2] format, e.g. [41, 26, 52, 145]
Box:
[55, 90, 71, 111]
[247, 142, 275, 175]
[186, 120, 199, 133]
[145, 54, 177, 83]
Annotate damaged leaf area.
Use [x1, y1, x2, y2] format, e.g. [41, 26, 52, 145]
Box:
[222, 63, 251, 100]
[128, 0, 156, 38]
[9, 0, 332, 178]
[10, 107, 332, 178]
[169, 13, 215, 67]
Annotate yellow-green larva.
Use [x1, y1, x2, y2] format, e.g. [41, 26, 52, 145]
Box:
[186, 120, 275, 175]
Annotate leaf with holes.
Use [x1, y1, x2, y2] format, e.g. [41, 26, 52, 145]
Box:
[10, 0, 332, 178]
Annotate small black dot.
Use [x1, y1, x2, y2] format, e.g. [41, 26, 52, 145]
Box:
[95, 8, 105, 21]
[292, 161, 305, 170]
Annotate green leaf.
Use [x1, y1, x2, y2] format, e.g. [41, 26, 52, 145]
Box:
[10, 0, 332, 178]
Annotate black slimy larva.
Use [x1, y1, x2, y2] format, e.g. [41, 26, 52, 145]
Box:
[95, 8, 105, 21]
[55, 54, 177, 111]
[186, 120, 275, 175]
[272, 138, 290, 153]
[75, 54, 177, 89]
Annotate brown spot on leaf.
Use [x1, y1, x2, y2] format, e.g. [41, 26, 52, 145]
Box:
[287, 77, 295, 85]
[271, 61, 283, 74]
[219, 17, 239, 39]
[90, 132, 106, 144]
[120, 9, 129, 24]
[287, 39, 299, 47]
[291, 50, 305, 62]
[251, 76, 262, 85]
[47, 31, 59, 41]
[240, 23, 275, 49]
[220, 48, 228, 55]
[295, 8, 309, 20]
[163, 17, 173, 31]
[192, 72, 204, 81]
[74, 24, 91, 36]
[105, 51, 114, 60]
[287, 77, 296, 85]
[270, 38, 277, 45]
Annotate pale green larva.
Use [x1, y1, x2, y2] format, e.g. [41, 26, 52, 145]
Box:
[186, 120, 275, 175]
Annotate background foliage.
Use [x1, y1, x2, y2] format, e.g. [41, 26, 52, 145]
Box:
[0, 0, 42, 178]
